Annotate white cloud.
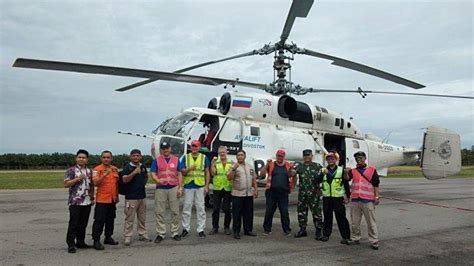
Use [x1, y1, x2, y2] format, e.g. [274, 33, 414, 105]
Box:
[1, 0, 472, 154]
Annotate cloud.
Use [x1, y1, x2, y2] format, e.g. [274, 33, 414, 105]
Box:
[1, 0, 472, 154]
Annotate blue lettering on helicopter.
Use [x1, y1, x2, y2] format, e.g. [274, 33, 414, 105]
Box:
[234, 135, 265, 149]
[234, 135, 262, 142]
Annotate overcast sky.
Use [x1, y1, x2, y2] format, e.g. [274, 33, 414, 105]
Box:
[1, 0, 472, 155]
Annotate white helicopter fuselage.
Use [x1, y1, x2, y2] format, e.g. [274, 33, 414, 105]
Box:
[152, 91, 421, 178]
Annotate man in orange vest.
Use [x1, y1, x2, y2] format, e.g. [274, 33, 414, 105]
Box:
[260, 149, 295, 236]
[151, 142, 183, 243]
[345, 151, 380, 250]
[92, 151, 119, 250]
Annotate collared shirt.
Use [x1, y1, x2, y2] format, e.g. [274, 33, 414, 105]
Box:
[93, 164, 119, 203]
[64, 165, 92, 206]
[119, 162, 148, 200]
[231, 162, 255, 197]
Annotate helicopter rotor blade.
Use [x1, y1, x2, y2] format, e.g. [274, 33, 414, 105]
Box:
[280, 0, 314, 44]
[307, 88, 473, 99]
[12, 58, 269, 90]
[299, 48, 425, 89]
[115, 50, 265, 92]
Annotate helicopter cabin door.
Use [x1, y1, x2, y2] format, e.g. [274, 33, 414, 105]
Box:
[212, 118, 243, 155]
[345, 138, 369, 168]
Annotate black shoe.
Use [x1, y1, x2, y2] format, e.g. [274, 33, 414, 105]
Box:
[154, 235, 163, 244]
[340, 239, 351, 245]
[234, 233, 241, 239]
[209, 228, 218, 235]
[320, 236, 329, 242]
[198, 231, 206, 238]
[68, 246, 76, 253]
[244, 232, 257, 237]
[173, 235, 181, 241]
[371, 242, 379, 250]
[104, 237, 118, 245]
[294, 228, 307, 238]
[75, 242, 91, 249]
[93, 241, 104, 250]
[224, 228, 232, 235]
[181, 230, 189, 238]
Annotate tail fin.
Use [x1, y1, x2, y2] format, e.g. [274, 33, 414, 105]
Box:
[421, 127, 461, 179]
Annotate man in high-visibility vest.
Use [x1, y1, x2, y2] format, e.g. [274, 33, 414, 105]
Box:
[151, 142, 183, 243]
[320, 151, 351, 244]
[180, 140, 210, 238]
[294, 149, 323, 240]
[209, 146, 233, 235]
[345, 151, 380, 250]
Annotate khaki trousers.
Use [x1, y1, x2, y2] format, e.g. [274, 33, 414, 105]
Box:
[155, 187, 180, 237]
[350, 201, 379, 244]
[124, 199, 148, 240]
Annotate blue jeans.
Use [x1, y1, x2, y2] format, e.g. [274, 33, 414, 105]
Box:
[263, 189, 291, 232]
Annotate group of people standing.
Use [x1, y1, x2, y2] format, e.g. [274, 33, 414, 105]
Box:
[64, 140, 380, 254]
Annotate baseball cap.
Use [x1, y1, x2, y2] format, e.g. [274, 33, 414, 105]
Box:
[302, 149, 312, 156]
[276, 149, 286, 157]
[130, 149, 141, 155]
[353, 151, 366, 158]
[191, 140, 201, 147]
[325, 151, 340, 160]
[160, 142, 170, 149]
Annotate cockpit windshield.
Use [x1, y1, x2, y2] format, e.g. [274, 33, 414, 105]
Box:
[154, 112, 199, 137]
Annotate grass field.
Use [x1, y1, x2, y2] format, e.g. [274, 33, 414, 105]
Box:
[0, 166, 473, 190]
[387, 165, 474, 178]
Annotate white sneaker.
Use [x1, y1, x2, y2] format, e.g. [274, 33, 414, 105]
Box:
[124, 238, 131, 246]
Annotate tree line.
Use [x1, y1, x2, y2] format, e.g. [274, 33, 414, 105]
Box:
[0, 149, 473, 170]
[0, 153, 154, 170]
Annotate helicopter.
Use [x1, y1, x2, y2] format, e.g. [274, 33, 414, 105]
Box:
[11, 0, 471, 181]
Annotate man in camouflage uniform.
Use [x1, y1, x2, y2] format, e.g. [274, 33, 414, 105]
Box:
[294, 149, 324, 240]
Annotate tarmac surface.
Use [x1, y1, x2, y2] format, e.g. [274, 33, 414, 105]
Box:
[0, 177, 473, 265]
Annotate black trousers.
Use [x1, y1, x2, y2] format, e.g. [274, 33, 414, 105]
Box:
[212, 189, 232, 229]
[66, 205, 91, 248]
[322, 197, 350, 239]
[263, 189, 291, 233]
[92, 203, 116, 241]
[232, 196, 254, 234]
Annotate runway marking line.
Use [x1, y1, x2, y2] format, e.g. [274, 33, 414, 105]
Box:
[381, 196, 474, 212]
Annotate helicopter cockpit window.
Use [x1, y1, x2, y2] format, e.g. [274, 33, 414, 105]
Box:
[187, 114, 220, 149]
[321, 107, 328, 113]
[159, 112, 198, 137]
[315, 106, 321, 112]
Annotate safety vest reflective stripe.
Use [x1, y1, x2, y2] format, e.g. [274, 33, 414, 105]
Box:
[214, 160, 233, 191]
[351, 182, 373, 188]
[351, 189, 374, 196]
[350, 166, 376, 201]
[156, 156, 179, 186]
[322, 167, 345, 197]
[184, 153, 205, 186]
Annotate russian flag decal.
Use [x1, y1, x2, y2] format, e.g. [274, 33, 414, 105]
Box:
[232, 96, 252, 108]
